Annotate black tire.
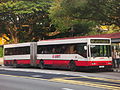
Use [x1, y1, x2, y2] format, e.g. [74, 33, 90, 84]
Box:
[39, 60, 44, 69]
[105, 68, 113, 72]
[13, 60, 17, 68]
[69, 61, 77, 71]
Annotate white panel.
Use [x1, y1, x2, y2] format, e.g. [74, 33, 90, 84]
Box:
[4, 42, 31, 48]
[37, 38, 88, 45]
[37, 54, 88, 61]
[90, 57, 112, 61]
[4, 55, 30, 60]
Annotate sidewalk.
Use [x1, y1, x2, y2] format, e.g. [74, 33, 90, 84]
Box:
[113, 68, 120, 72]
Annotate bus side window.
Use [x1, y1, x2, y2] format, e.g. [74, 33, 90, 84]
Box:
[64, 45, 76, 54]
[61, 46, 66, 54]
[69, 45, 76, 54]
[64, 45, 70, 54]
[76, 43, 87, 58]
[5, 48, 9, 55]
[52, 48, 56, 54]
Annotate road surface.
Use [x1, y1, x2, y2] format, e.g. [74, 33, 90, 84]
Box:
[0, 67, 120, 90]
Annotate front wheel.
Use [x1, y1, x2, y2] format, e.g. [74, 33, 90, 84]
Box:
[69, 61, 77, 71]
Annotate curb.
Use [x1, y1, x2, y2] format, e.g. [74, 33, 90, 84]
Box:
[113, 69, 120, 72]
[0, 65, 4, 66]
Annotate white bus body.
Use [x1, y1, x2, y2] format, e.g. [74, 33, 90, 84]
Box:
[37, 38, 112, 70]
[4, 38, 112, 70]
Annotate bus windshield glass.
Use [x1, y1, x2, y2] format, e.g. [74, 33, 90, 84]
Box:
[90, 45, 111, 57]
[76, 43, 87, 58]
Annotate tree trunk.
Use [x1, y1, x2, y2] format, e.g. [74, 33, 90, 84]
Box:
[12, 25, 19, 44]
[7, 24, 19, 44]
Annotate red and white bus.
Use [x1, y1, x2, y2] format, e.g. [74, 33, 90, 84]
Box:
[4, 38, 112, 70]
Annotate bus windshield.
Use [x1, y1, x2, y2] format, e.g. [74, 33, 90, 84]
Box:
[90, 45, 111, 57]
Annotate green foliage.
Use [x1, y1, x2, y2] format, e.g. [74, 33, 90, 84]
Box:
[49, 0, 96, 37]
[0, 1, 39, 14]
[85, 0, 120, 26]
[0, 47, 3, 57]
[0, 0, 52, 43]
[0, 0, 119, 42]
[49, 0, 120, 37]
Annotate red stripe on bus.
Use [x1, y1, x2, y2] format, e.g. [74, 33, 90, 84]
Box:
[36, 60, 69, 66]
[37, 60, 112, 66]
[4, 60, 31, 64]
[4, 59, 112, 66]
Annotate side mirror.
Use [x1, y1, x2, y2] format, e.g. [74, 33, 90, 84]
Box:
[84, 46, 87, 50]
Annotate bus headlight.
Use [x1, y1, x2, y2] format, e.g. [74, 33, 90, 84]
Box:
[108, 62, 112, 64]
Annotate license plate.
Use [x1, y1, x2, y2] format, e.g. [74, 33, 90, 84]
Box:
[99, 66, 104, 68]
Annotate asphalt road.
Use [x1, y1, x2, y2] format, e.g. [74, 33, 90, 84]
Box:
[0, 67, 120, 90]
[0, 74, 102, 90]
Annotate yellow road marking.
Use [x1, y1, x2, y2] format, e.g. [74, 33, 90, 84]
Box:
[61, 76, 120, 83]
[60, 76, 120, 87]
[49, 78, 120, 90]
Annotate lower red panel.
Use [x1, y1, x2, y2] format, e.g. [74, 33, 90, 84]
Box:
[36, 60, 70, 66]
[75, 61, 88, 66]
[75, 61, 112, 66]
[4, 60, 31, 65]
[4, 59, 112, 67]
[17, 60, 31, 64]
[37, 60, 112, 67]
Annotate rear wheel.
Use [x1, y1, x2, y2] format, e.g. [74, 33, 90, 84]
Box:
[13, 60, 17, 68]
[69, 61, 77, 71]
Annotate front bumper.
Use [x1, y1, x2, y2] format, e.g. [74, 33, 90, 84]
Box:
[77, 65, 112, 70]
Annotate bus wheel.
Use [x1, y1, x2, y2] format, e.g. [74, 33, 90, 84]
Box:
[69, 61, 76, 71]
[13, 60, 17, 68]
[39, 60, 44, 69]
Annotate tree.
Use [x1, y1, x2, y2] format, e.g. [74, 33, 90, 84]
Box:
[0, 0, 52, 43]
[49, 0, 97, 37]
[86, 0, 120, 34]
[49, 0, 120, 37]
[86, 0, 120, 27]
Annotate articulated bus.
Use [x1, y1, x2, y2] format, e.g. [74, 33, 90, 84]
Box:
[4, 38, 112, 70]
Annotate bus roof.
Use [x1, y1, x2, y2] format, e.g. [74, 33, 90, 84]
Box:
[39, 32, 120, 42]
[37, 38, 110, 45]
[4, 42, 32, 48]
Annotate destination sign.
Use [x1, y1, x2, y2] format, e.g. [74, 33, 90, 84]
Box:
[90, 39, 110, 43]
